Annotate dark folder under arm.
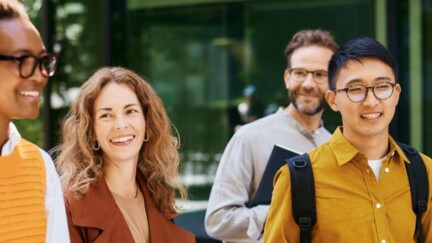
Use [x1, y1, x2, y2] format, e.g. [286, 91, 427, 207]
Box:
[250, 144, 300, 207]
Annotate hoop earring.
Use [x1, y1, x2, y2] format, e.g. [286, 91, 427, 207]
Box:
[92, 139, 100, 150]
[144, 133, 149, 142]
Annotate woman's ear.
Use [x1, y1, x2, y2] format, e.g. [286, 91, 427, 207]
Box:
[325, 90, 339, 112]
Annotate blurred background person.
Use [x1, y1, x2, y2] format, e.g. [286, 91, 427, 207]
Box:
[56, 67, 195, 242]
[238, 84, 265, 125]
[263, 91, 289, 116]
[233, 84, 265, 133]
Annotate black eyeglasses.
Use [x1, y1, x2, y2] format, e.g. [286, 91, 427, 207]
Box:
[289, 68, 328, 84]
[0, 53, 58, 78]
[333, 82, 397, 103]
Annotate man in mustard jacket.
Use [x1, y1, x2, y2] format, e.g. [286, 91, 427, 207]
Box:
[264, 37, 432, 242]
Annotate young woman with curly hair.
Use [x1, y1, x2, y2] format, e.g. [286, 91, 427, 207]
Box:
[56, 67, 194, 242]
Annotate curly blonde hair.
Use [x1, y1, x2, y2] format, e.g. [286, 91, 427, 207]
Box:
[56, 67, 187, 218]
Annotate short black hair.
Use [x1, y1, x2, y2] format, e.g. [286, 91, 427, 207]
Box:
[0, 0, 27, 20]
[328, 37, 398, 90]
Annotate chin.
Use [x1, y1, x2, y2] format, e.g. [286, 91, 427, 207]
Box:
[15, 112, 40, 120]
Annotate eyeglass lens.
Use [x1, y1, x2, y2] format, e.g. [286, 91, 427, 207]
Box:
[19, 55, 57, 78]
[291, 69, 327, 83]
[347, 83, 394, 102]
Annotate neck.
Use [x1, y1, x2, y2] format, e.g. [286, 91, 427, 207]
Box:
[0, 119, 10, 150]
[343, 129, 389, 160]
[103, 157, 138, 198]
[285, 104, 323, 133]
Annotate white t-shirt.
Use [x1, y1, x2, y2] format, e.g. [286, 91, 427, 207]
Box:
[368, 157, 386, 181]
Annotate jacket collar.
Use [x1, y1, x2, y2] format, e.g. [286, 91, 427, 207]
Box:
[67, 169, 194, 242]
[67, 172, 123, 229]
[67, 169, 178, 228]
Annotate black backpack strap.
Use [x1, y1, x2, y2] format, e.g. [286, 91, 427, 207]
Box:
[287, 153, 316, 243]
[398, 142, 429, 243]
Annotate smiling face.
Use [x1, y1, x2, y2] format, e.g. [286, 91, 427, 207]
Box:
[325, 58, 401, 142]
[284, 45, 334, 115]
[0, 17, 48, 123]
[93, 82, 146, 166]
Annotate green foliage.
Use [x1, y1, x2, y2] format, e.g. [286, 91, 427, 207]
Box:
[13, 116, 44, 148]
[22, 0, 42, 20]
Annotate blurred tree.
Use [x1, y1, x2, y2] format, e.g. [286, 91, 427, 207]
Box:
[14, 0, 103, 148]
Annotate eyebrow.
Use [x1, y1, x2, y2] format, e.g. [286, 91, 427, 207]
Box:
[10, 48, 47, 56]
[95, 103, 140, 112]
[291, 67, 327, 72]
[344, 76, 393, 86]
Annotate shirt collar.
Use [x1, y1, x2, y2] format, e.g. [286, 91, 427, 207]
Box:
[277, 108, 325, 138]
[329, 126, 408, 166]
[388, 135, 410, 163]
[1, 123, 22, 156]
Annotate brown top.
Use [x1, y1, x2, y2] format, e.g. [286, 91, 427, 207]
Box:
[112, 189, 149, 243]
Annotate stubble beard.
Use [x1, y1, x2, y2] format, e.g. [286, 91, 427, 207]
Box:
[288, 90, 326, 116]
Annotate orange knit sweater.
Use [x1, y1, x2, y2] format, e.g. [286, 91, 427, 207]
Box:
[0, 139, 47, 242]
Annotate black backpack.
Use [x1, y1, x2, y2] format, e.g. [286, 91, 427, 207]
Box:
[286, 143, 429, 243]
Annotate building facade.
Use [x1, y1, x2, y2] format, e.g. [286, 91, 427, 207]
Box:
[26, 0, 431, 210]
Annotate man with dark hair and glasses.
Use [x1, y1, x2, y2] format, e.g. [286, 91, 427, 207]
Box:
[0, 0, 69, 242]
[205, 29, 338, 242]
[264, 37, 432, 242]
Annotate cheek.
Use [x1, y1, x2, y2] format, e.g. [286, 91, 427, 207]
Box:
[288, 82, 301, 92]
[386, 102, 398, 116]
[135, 115, 146, 128]
[339, 104, 356, 117]
[318, 84, 329, 93]
[94, 123, 110, 140]
[137, 119, 146, 132]
[0, 81, 14, 96]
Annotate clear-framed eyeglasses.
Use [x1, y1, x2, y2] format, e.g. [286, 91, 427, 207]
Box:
[333, 82, 397, 103]
[288, 68, 328, 84]
[0, 53, 58, 78]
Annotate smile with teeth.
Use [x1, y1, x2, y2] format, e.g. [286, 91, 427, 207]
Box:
[361, 113, 381, 119]
[20, 91, 40, 97]
[110, 135, 135, 143]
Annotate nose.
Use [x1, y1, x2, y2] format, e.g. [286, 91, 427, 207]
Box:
[114, 116, 129, 130]
[362, 87, 379, 106]
[301, 73, 316, 89]
[30, 64, 48, 85]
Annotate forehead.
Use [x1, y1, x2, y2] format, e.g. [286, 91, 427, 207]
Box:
[290, 45, 334, 69]
[335, 58, 395, 87]
[0, 17, 44, 54]
[94, 82, 139, 109]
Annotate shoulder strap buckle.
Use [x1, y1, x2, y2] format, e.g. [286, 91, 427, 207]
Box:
[298, 218, 312, 231]
[417, 200, 427, 213]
